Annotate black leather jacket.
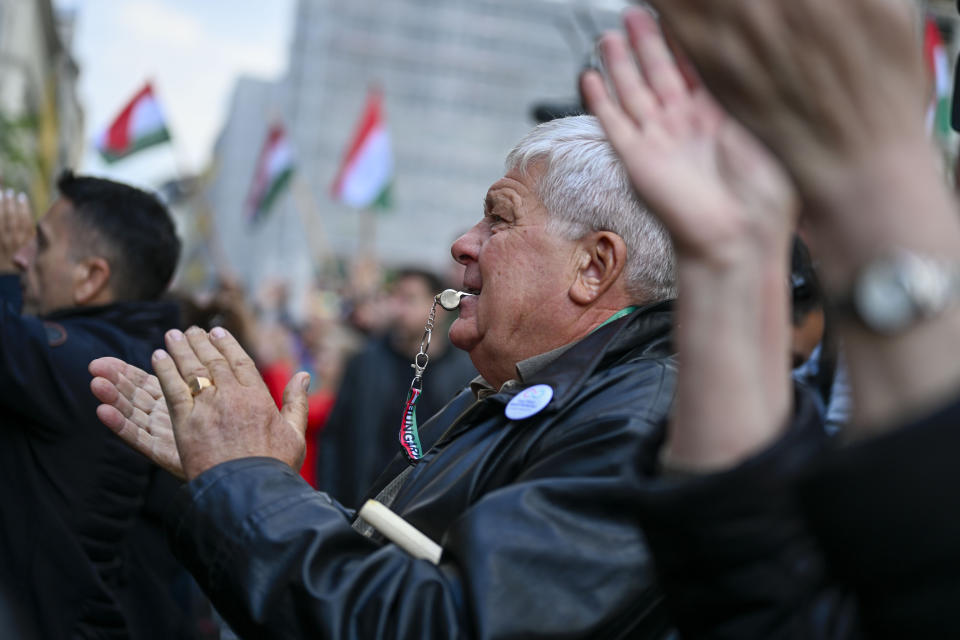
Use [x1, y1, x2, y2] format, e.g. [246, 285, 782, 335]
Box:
[167, 301, 679, 639]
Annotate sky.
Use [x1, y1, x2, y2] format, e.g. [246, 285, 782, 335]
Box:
[53, 0, 296, 188]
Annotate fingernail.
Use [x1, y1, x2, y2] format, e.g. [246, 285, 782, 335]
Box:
[210, 326, 226, 339]
[301, 374, 311, 391]
[153, 349, 168, 360]
[167, 329, 184, 342]
[17, 192, 26, 203]
[5, 188, 13, 200]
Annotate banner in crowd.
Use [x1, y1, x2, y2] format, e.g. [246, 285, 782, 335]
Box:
[331, 87, 393, 210]
[246, 123, 295, 224]
[924, 17, 952, 141]
[95, 83, 171, 163]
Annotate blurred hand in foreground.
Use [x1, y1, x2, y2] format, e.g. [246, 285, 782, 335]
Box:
[582, 8, 796, 470]
[646, 0, 923, 196]
[647, 0, 960, 432]
[581, 8, 797, 267]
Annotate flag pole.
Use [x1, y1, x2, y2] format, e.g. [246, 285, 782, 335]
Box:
[166, 136, 194, 184]
[291, 175, 334, 274]
[146, 79, 192, 183]
[359, 207, 377, 257]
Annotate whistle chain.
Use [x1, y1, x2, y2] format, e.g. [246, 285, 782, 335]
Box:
[411, 299, 438, 382]
[400, 290, 473, 462]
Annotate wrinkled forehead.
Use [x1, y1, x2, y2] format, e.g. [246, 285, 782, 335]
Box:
[484, 167, 546, 215]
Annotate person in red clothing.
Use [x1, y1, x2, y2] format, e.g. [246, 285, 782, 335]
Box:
[260, 360, 333, 488]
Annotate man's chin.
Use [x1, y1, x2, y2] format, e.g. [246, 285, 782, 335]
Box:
[448, 318, 478, 353]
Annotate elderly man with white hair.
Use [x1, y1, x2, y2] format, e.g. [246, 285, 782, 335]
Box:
[90, 115, 678, 639]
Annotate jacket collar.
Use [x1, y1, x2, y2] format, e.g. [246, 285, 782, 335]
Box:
[479, 299, 675, 411]
[44, 299, 180, 342]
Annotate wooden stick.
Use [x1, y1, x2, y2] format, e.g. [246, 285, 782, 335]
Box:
[357, 499, 443, 564]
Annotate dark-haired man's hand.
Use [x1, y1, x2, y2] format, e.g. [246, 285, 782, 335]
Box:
[0, 188, 34, 272]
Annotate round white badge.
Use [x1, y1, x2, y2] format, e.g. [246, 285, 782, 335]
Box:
[505, 384, 554, 420]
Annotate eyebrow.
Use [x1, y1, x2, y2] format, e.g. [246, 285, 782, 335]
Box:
[483, 195, 493, 216]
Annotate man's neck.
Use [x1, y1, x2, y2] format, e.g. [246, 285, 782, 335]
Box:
[477, 301, 641, 388]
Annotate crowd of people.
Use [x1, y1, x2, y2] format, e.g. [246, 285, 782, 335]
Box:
[1, 0, 958, 637]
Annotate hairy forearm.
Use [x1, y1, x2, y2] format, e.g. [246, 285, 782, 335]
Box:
[806, 140, 960, 435]
[663, 244, 793, 472]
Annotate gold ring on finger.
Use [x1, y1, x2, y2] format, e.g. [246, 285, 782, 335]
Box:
[188, 376, 214, 397]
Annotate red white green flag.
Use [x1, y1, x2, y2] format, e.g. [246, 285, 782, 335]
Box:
[330, 88, 393, 209]
[924, 17, 952, 140]
[246, 123, 295, 224]
[95, 83, 171, 163]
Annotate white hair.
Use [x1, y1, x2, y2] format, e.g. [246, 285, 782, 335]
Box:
[506, 115, 677, 303]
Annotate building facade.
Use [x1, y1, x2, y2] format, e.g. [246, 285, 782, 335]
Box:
[0, 0, 83, 209]
[208, 0, 630, 291]
[207, 0, 960, 295]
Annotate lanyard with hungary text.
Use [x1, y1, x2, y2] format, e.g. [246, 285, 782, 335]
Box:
[399, 289, 474, 462]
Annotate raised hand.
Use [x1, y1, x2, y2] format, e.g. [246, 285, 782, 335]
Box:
[646, 0, 923, 195]
[581, 8, 797, 267]
[582, 8, 796, 470]
[90, 357, 183, 479]
[645, 0, 960, 433]
[0, 188, 34, 272]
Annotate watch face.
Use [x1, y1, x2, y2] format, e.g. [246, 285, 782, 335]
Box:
[854, 261, 914, 333]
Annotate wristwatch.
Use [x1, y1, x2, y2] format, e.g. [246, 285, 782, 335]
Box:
[836, 251, 960, 334]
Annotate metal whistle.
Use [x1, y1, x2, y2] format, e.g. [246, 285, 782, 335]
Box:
[436, 289, 475, 311]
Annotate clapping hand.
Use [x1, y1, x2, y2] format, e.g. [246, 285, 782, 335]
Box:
[91, 327, 311, 481]
[0, 188, 34, 272]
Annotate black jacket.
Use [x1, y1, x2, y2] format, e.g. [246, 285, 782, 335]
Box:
[167, 302, 679, 639]
[0, 275, 179, 639]
[636, 387, 960, 639]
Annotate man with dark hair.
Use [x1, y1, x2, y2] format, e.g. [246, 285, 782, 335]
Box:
[49, 171, 180, 304]
[0, 172, 181, 638]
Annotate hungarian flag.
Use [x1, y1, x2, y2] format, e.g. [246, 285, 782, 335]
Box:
[330, 88, 393, 209]
[95, 83, 171, 163]
[924, 17, 952, 140]
[246, 123, 295, 224]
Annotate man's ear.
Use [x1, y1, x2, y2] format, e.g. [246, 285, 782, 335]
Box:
[569, 231, 628, 305]
[72, 257, 112, 306]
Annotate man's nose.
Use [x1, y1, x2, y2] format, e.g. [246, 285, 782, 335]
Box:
[12, 242, 34, 272]
[451, 224, 482, 265]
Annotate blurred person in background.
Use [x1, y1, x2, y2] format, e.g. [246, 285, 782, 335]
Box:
[790, 235, 851, 434]
[0, 173, 181, 639]
[789, 235, 825, 372]
[316, 267, 476, 509]
[341, 256, 391, 336]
